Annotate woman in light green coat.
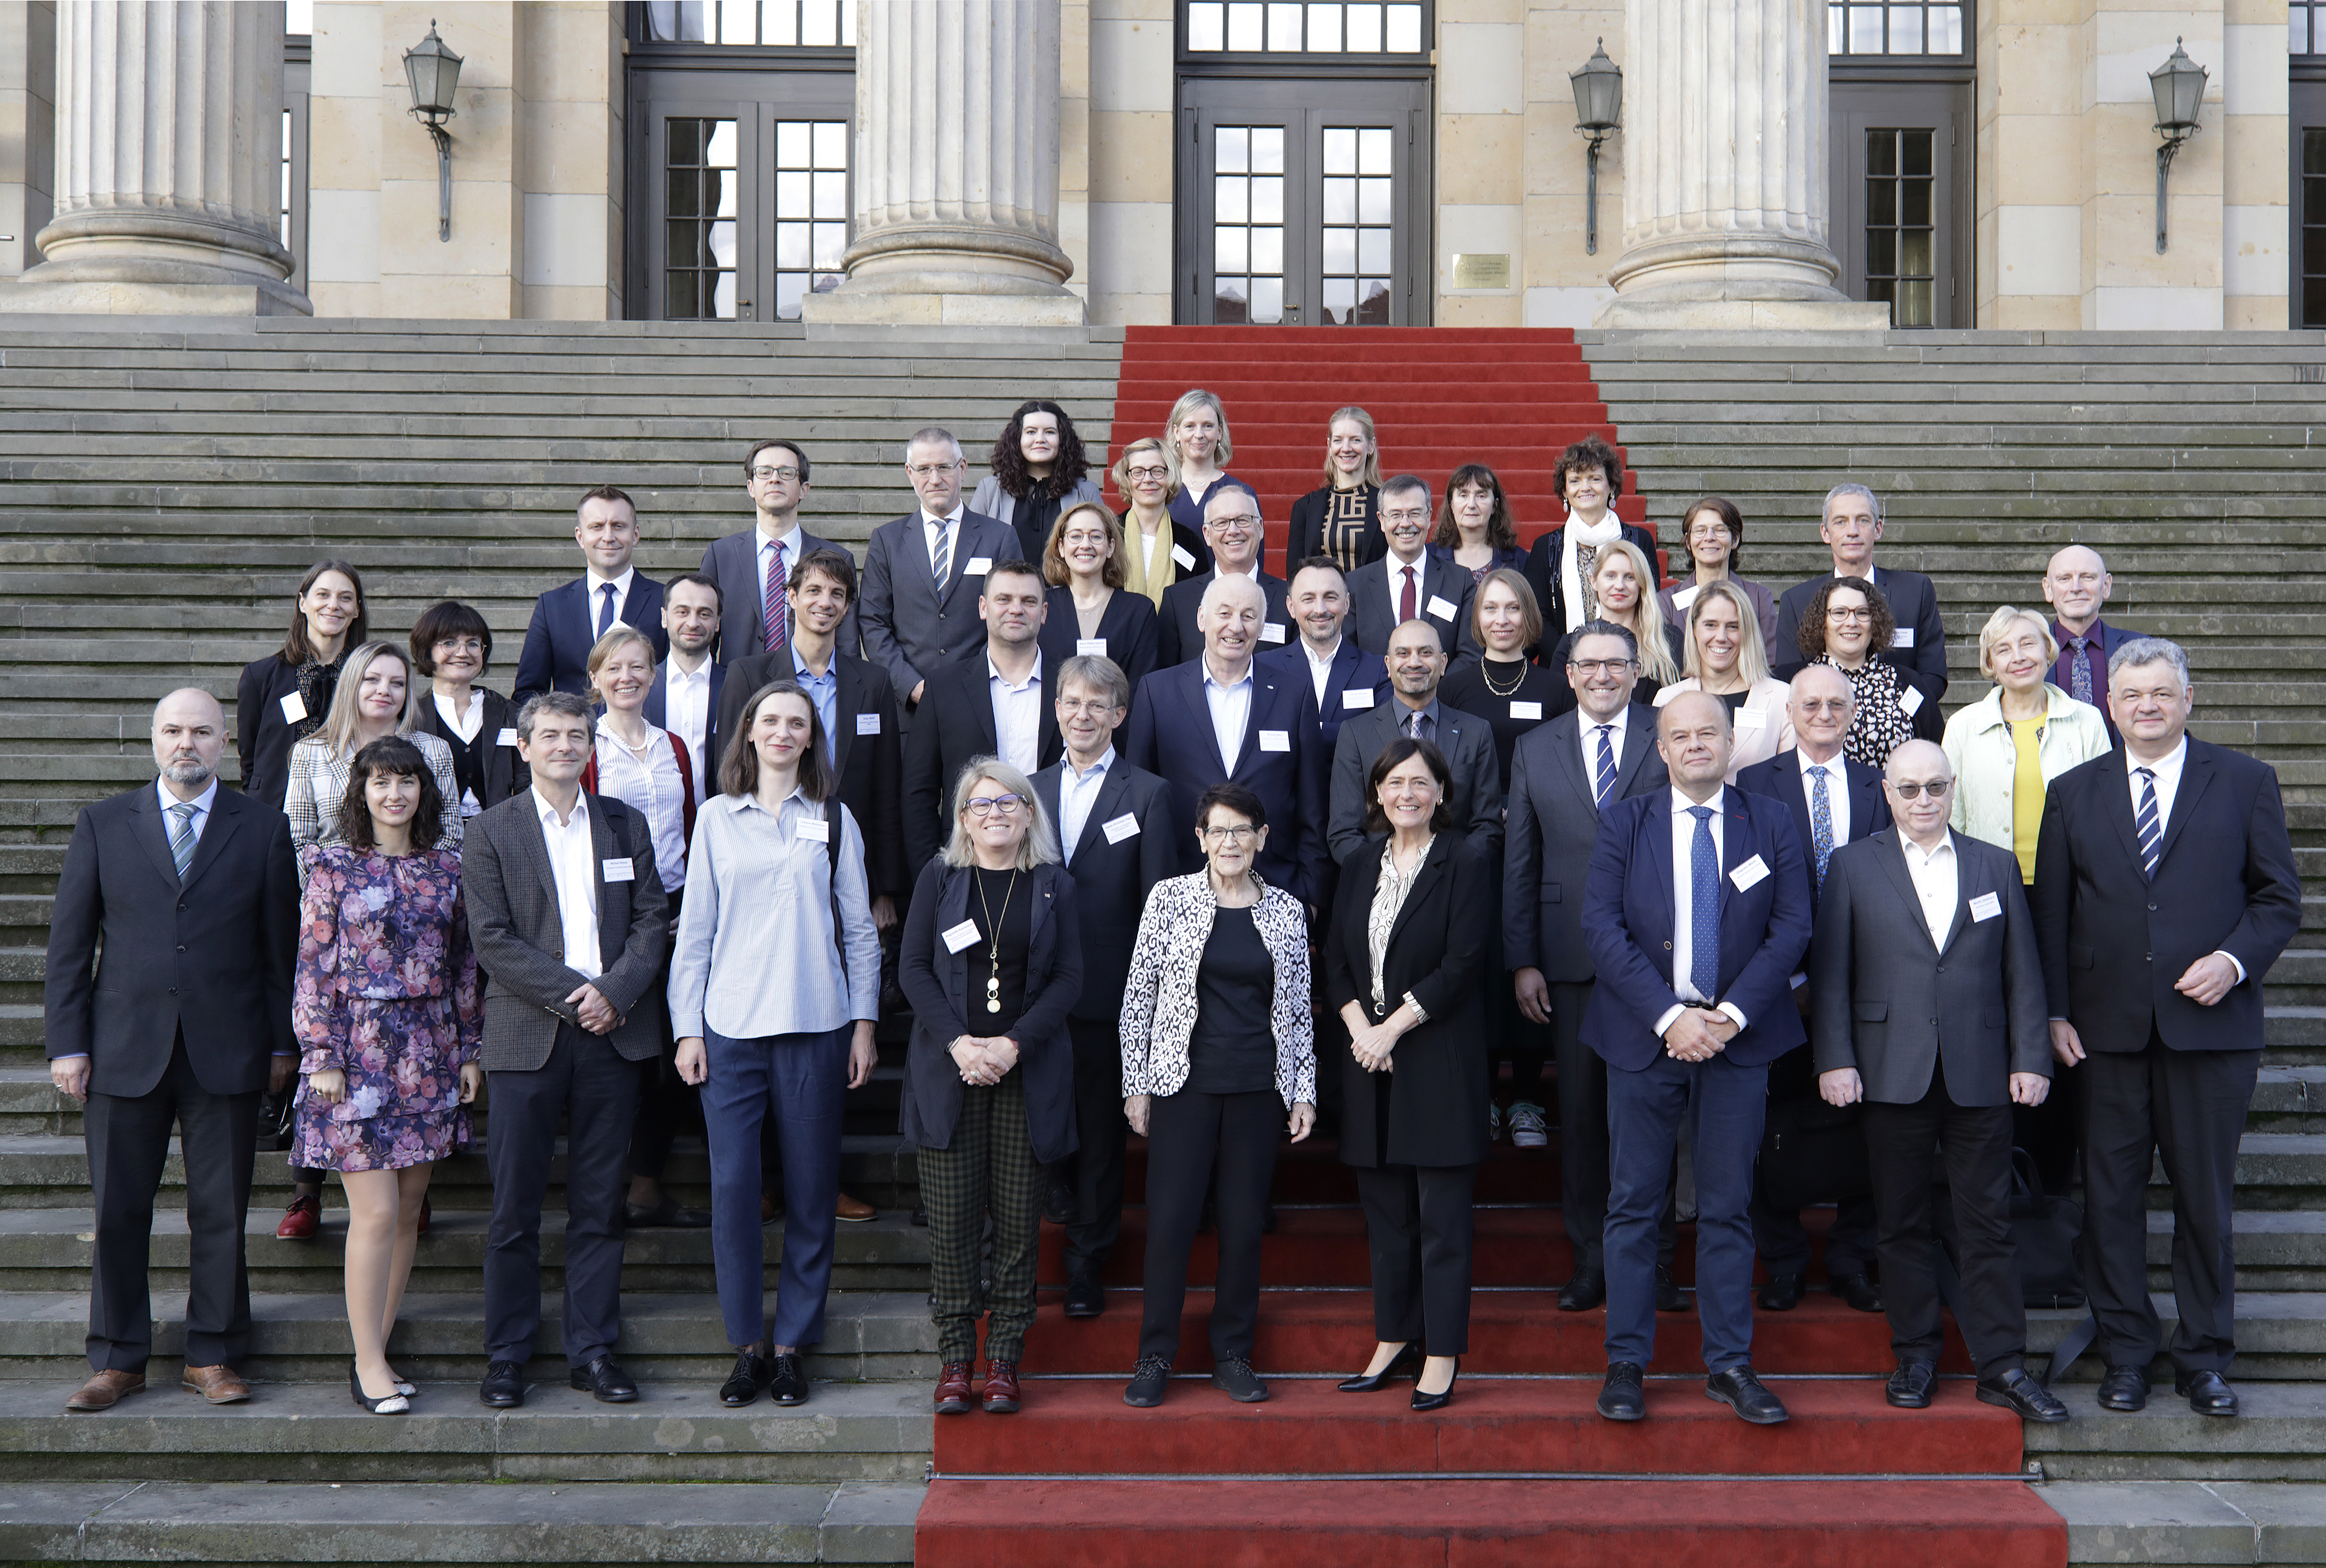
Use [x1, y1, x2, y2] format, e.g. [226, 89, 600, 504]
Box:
[1941, 605, 2113, 883]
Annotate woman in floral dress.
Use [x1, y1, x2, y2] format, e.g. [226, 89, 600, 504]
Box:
[292, 735, 481, 1413]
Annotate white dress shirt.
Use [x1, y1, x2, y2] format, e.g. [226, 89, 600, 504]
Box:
[1578, 706, 1629, 794]
[1202, 655, 1255, 774]
[1303, 637, 1343, 709]
[536, 786, 603, 981]
[434, 688, 484, 744]
[663, 656, 714, 800]
[1656, 785, 1750, 1038]
[595, 718, 688, 891]
[1796, 749, 1852, 847]
[1899, 829, 1960, 948]
[1057, 746, 1114, 865]
[584, 565, 637, 635]
[988, 651, 1044, 776]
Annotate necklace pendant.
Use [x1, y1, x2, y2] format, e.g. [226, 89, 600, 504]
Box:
[986, 975, 1000, 996]
[986, 998, 1002, 1014]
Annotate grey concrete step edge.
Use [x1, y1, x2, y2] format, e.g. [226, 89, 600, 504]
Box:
[2042, 1479, 2326, 1563]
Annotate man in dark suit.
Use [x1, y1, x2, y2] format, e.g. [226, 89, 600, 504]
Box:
[2034, 637, 2301, 1419]
[45, 689, 298, 1413]
[514, 485, 670, 703]
[1155, 484, 1293, 668]
[644, 572, 727, 811]
[1032, 654, 1177, 1318]
[859, 426, 1016, 710]
[1344, 476, 1480, 665]
[1735, 663, 1890, 1315]
[463, 691, 671, 1410]
[2042, 544, 2142, 745]
[1812, 739, 2068, 1423]
[1125, 574, 1328, 908]
[1260, 556, 1374, 753]
[1772, 483, 1945, 696]
[1326, 618, 1499, 865]
[1505, 623, 1671, 1312]
[903, 561, 1064, 877]
[701, 439, 860, 663]
[1581, 692, 1813, 1425]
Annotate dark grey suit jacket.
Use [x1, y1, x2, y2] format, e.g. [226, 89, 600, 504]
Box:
[1344, 552, 1481, 664]
[858, 509, 1016, 701]
[700, 526, 860, 663]
[1032, 756, 1176, 1023]
[1326, 698, 1502, 866]
[461, 790, 669, 1071]
[1809, 829, 2049, 1106]
[1501, 705, 1668, 984]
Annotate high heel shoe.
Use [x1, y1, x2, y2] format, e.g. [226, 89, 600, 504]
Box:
[1337, 1340, 1422, 1393]
[1411, 1358, 1460, 1412]
[350, 1359, 409, 1415]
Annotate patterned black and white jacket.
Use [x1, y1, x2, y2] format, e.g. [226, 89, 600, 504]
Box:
[1117, 871, 1316, 1108]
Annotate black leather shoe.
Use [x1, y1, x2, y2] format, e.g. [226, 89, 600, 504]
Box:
[1042, 1181, 1077, 1226]
[2096, 1364, 2150, 1412]
[2175, 1370, 2239, 1418]
[1978, 1368, 2071, 1423]
[1886, 1358, 1938, 1409]
[1597, 1361, 1646, 1421]
[770, 1352, 809, 1406]
[1757, 1272, 1806, 1311]
[1410, 1358, 1460, 1413]
[1337, 1340, 1422, 1393]
[569, 1356, 639, 1403]
[1655, 1265, 1690, 1313]
[479, 1359, 525, 1408]
[1557, 1269, 1606, 1313]
[1063, 1275, 1106, 1318]
[1829, 1271, 1884, 1313]
[625, 1196, 711, 1228]
[1705, 1366, 1790, 1425]
[719, 1351, 771, 1407]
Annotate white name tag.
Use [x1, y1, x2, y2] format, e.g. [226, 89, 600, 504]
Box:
[1671, 585, 1701, 611]
[1258, 729, 1291, 753]
[602, 858, 635, 883]
[1969, 891, 2002, 924]
[279, 692, 307, 723]
[1729, 854, 1770, 892]
[1737, 708, 1767, 730]
[964, 556, 992, 576]
[1899, 686, 1926, 718]
[1102, 812, 1140, 844]
[1511, 701, 1543, 720]
[1426, 595, 1458, 622]
[1342, 688, 1375, 711]
[1892, 628, 1915, 649]
[1077, 639, 1108, 657]
[856, 712, 882, 736]
[496, 727, 519, 747]
[1260, 623, 1287, 644]
[1171, 544, 1197, 571]
[941, 919, 981, 954]
[796, 817, 830, 843]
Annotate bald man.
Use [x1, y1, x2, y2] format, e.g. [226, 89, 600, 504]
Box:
[2042, 545, 2142, 743]
[45, 690, 299, 1413]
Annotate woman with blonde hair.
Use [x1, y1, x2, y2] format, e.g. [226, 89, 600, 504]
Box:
[1037, 500, 1159, 692]
[1654, 580, 1795, 780]
[1942, 605, 2110, 883]
[1163, 389, 1256, 542]
[1567, 538, 1679, 700]
[1288, 405, 1385, 573]
[1112, 434, 1210, 607]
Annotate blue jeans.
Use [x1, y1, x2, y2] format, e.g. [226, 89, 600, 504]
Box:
[700, 1027, 850, 1348]
[1603, 1048, 1768, 1373]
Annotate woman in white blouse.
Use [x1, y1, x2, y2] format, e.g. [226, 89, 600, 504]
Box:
[1653, 580, 1795, 780]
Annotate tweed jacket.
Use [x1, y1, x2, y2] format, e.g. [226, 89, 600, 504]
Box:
[1118, 871, 1316, 1108]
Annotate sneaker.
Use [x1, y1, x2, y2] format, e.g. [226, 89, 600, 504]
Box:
[1487, 1102, 1504, 1142]
[1507, 1102, 1548, 1149]
[1211, 1354, 1269, 1403]
[1124, 1355, 1171, 1408]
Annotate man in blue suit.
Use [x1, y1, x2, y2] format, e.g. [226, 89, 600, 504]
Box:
[1124, 574, 1328, 908]
[643, 572, 727, 809]
[1583, 692, 1813, 1426]
[514, 485, 670, 704]
[1259, 557, 1373, 753]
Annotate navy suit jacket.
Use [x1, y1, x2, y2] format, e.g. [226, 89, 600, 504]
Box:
[1155, 570, 1293, 668]
[1258, 637, 1377, 753]
[700, 527, 860, 663]
[514, 574, 669, 704]
[1344, 552, 1481, 665]
[1123, 656, 1329, 906]
[1733, 748, 1892, 915]
[1579, 785, 1815, 1071]
[643, 660, 727, 791]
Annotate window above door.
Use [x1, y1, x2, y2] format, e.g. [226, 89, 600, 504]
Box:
[1184, 1, 1427, 57]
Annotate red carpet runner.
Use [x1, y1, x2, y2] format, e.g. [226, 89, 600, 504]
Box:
[913, 327, 2063, 1565]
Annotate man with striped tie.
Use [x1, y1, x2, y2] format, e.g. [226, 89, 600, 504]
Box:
[699, 439, 859, 666]
[2033, 637, 2300, 1419]
[44, 690, 299, 1413]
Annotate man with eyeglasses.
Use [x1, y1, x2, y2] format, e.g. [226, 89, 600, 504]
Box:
[862, 426, 1016, 711]
[1772, 483, 1946, 699]
[1325, 617, 1499, 867]
[2041, 544, 2143, 747]
[1736, 662, 1892, 1316]
[1809, 741, 2067, 1423]
[1154, 485, 1293, 669]
[1345, 475, 1479, 665]
[700, 439, 858, 666]
[514, 485, 670, 704]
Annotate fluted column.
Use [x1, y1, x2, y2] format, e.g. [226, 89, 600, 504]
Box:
[803, 0, 1080, 327]
[1, 0, 309, 315]
[1594, 0, 1882, 328]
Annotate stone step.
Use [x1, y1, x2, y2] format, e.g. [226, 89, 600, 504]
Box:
[2027, 1379, 2326, 1483]
[2044, 1479, 2326, 1564]
[2149, 1210, 2326, 1292]
[0, 1480, 919, 1566]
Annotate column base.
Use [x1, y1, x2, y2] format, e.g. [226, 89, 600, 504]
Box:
[802, 288, 1085, 327]
[1593, 296, 1892, 330]
[0, 275, 313, 316]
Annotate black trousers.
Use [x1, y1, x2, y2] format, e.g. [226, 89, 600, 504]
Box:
[1550, 981, 1676, 1273]
[629, 893, 701, 1182]
[1862, 1080, 2023, 1378]
[1354, 1162, 1477, 1355]
[2081, 1032, 2258, 1375]
[485, 1022, 635, 1368]
[1139, 1087, 1281, 1365]
[84, 1040, 259, 1372]
[1061, 1018, 1130, 1280]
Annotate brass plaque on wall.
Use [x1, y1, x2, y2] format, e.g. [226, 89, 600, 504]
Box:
[1451, 253, 1511, 289]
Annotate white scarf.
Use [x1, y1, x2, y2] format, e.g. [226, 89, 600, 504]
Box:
[1558, 511, 1624, 632]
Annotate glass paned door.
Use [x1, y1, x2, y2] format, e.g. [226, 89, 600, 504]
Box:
[1212, 125, 1289, 322]
[1863, 128, 1936, 327]
[1830, 84, 1968, 328]
[665, 116, 742, 318]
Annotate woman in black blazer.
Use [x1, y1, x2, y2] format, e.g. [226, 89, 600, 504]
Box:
[1324, 736, 1491, 1412]
[1035, 501, 1160, 696]
[898, 757, 1083, 1420]
[1286, 406, 1385, 574]
[406, 599, 529, 818]
[237, 559, 367, 809]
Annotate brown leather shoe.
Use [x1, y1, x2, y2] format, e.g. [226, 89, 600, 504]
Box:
[934, 1360, 975, 1415]
[181, 1364, 251, 1404]
[982, 1359, 1022, 1414]
[835, 1191, 876, 1223]
[275, 1193, 321, 1240]
[65, 1369, 144, 1413]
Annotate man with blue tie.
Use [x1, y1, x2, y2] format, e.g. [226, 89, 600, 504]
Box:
[859, 427, 1016, 713]
[1582, 692, 1813, 1425]
[514, 485, 670, 704]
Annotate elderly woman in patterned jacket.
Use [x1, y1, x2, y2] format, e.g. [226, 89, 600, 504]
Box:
[1118, 780, 1317, 1410]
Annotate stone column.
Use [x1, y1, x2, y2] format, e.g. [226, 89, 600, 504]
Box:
[803, 0, 1081, 326]
[0, 0, 310, 315]
[1595, 0, 1883, 328]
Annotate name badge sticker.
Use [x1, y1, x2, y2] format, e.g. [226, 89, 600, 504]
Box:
[1258, 729, 1291, 753]
[1737, 708, 1768, 730]
[1342, 688, 1375, 711]
[963, 556, 992, 576]
[1969, 891, 2003, 923]
[1511, 700, 1544, 720]
[855, 712, 882, 735]
[1892, 627, 1916, 649]
[796, 817, 830, 843]
[1077, 638, 1109, 657]
[1102, 812, 1141, 844]
[1899, 686, 1926, 718]
[1729, 854, 1771, 892]
[279, 692, 307, 723]
[1171, 544, 1197, 571]
[496, 727, 519, 747]
[1260, 623, 1288, 643]
[602, 858, 636, 883]
[941, 920, 981, 954]
[1426, 595, 1458, 622]
[1671, 585, 1701, 611]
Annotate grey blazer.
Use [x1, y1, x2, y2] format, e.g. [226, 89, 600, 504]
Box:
[1326, 699, 1503, 866]
[969, 475, 1104, 562]
[1344, 551, 1482, 664]
[1501, 705, 1669, 984]
[858, 508, 1017, 701]
[461, 790, 670, 1072]
[699, 526, 860, 663]
[1808, 829, 2049, 1107]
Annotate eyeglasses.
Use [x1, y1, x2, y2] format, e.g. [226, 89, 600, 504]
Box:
[908, 462, 965, 480]
[748, 466, 803, 483]
[1125, 464, 1170, 481]
[1890, 780, 1952, 800]
[1208, 515, 1259, 532]
[966, 794, 1025, 817]
[1826, 607, 1874, 623]
[1793, 699, 1853, 716]
[1201, 824, 1259, 844]
[1567, 658, 1635, 676]
[1055, 697, 1121, 716]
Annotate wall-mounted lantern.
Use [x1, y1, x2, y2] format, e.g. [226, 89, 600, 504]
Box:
[403, 21, 465, 243]
[1571, 40, 1623, 256]
[2149, 37, 2207, 254]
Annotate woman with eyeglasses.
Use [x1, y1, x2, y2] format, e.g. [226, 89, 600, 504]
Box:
[1793, 576, 1938, 767]
[407, 600, 529, 818]
[1112, 435, 1211, 609]
[971, 399, 1106, 566]
[1287, 405, 1385, 575]
[1118, 781, 1316, 1409]
[1652, 581, 1795, 781]
[899, 760, 1083, 1419]
[1036, 500, 1160, 696]
[1654, 495, 1778, 651]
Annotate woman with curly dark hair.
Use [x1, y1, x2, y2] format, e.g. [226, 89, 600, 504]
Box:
[1430, 463, 1526, 583]
[1794, 575, 1939, 765]
[972, 399, 1106, 564]
[1519, 434, 1658, 653]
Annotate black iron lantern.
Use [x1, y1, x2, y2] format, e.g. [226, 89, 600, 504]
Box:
[403, 20, 464, 242]
[2148, 37, 2207, 254]
[1571, 39, 1623, 256]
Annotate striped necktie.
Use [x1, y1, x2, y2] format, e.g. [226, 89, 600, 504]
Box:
[2134, 766, 2162, 877]
[1593, 724, 1617, 808]
[168, 802, 198, 880]
[763, 539, 788, 653]
[931, 516, 952, 597]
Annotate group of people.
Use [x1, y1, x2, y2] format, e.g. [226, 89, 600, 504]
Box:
[42, 394, 2299, 1438]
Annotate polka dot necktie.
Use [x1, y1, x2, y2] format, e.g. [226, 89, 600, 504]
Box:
[1807, 763, 1836, 889]
[1688, 805, 1720, 1000]
[2067, 635, 2094, 706]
